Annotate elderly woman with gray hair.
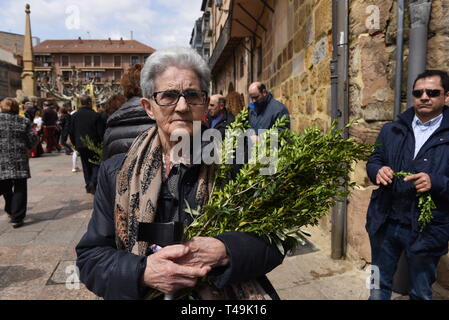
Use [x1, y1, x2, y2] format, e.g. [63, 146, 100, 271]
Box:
[76, 47, 284, 300]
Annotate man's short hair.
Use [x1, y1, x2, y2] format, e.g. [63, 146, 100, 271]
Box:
[413, 70, 449, 92]
[80, 95, 92, 106]
[257, 83, 267, 93]
[218, 97, 226, 105]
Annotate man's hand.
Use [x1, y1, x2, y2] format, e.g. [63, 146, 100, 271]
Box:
[404, 172, 432, 193]
[176, 237, 229, 268]
[142, 244, 211, 294]
[376, 166, 394, 186]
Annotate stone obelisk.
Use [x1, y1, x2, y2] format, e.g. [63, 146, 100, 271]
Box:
[21, 3, 36, 97]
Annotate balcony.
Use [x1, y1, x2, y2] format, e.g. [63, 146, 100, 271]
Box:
[209, 15, 241, 74]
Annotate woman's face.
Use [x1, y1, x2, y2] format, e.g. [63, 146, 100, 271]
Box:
[141, 66, 207, 139]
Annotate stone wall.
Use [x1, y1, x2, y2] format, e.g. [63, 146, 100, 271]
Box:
[260, 0, 332, 133]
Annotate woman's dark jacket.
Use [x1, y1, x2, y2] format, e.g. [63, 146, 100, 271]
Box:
[76, 153, 284, 300]
[366, 106, 449, 257]
[59, 113, 71, 139]
[102, 97, 155, 160]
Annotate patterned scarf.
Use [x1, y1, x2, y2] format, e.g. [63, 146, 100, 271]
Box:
[114, 126, 214, 256]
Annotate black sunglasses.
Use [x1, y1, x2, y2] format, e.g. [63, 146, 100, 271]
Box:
[412, 89, 442, 98]
[152, 90, 208, 107]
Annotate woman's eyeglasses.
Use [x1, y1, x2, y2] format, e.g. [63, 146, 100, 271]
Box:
[152, 90, 208, 106]
[412, 89, 442, 98]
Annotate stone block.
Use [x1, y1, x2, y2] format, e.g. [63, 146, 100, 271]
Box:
[314, 0, 332, 40]
[294, 26, 306, 54]
[347, 187, 377, 262]
[427, 34, 449, 71]
[358, 34, 394, 107]
[437, 253, 449, 289]
[349, 0, 394, 38]
[429, 0, 449, 35]
[364, 102, 394, 122]
[312, 36, 328, 66]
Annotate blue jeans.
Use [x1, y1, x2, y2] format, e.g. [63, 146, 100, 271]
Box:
[369, 220, 441, 300]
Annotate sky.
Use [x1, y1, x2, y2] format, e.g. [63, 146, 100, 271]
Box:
[0, 0, 204, 50]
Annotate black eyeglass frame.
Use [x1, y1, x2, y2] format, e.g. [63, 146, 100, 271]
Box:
[151, 90, 209, 107]
[412, 89, 443, 98]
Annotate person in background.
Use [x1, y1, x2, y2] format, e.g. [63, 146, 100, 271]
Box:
[366, 69, 449, 300]
[206, 94, 234, 139]
[102, 64, 155, 160]
[0, 98, 38, 228]
[58, 106, 73, 155]
[69, 95, 105, 194]
[41, 101, 61, 153]
[225, 82, 245, 117]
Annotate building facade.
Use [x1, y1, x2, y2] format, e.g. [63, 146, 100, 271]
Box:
[33, 38, 155, 97]
[190, 1, 212, 62]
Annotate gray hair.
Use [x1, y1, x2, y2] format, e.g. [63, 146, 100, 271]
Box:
[140, 46, 211, 98]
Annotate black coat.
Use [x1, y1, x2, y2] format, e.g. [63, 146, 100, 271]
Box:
[206, 109, 235, 139]
[249, 93, 291, 132]
[69, 106, 105, 149]
[366, 106, 449, 256]
[59, 113, 71, 138]
[102, 97, 155, 160]
[76, 153, 284, 299]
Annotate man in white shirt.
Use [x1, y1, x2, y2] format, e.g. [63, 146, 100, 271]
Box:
[366, 69, 449, 300]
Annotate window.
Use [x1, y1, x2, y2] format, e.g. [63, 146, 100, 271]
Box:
[131, 56, 139, 65]
[61, 56, 69, 67]
[257, 46, 263, 76]
[62, 71, 71, 82]
[240, 56, 245, 78]
[85, 71, 102, 82]
[84, 56, 92, 67]
[114, 56, 122, 67]
[93, 56, 101, 67]
[114, 70, 123, 81]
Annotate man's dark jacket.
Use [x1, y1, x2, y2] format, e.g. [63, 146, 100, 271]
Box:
[42, 107, 58, 126]
[102, 97, 155, 160]
[76, 153, 284, 300]
[366, 106, 449, 257]
[69, 106, 105, 149]
[206, 109, 235, 139]
[249, 93, 290, 132]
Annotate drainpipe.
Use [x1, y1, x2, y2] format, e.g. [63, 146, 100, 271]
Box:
[406, 0, 432, 107]
[330, 0, 349, 260]
[393, 0, 405, 119]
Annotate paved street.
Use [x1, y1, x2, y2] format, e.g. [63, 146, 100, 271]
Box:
[0, 152, 448, 300]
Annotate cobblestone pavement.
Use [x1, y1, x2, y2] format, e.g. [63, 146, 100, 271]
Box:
[0, 152, 96, 299]
[1, 152, 448, 300]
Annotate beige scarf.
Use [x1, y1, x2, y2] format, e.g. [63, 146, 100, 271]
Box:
[114, 126, 214, 256]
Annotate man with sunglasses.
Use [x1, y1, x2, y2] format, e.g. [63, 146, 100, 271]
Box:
[366, 69, 449, 300]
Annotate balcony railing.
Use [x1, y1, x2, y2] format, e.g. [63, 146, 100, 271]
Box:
[209, 15, 232, 72]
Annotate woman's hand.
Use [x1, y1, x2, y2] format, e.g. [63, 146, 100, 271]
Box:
[176, 237, 229, 268]
[142, 244, 210, 294]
